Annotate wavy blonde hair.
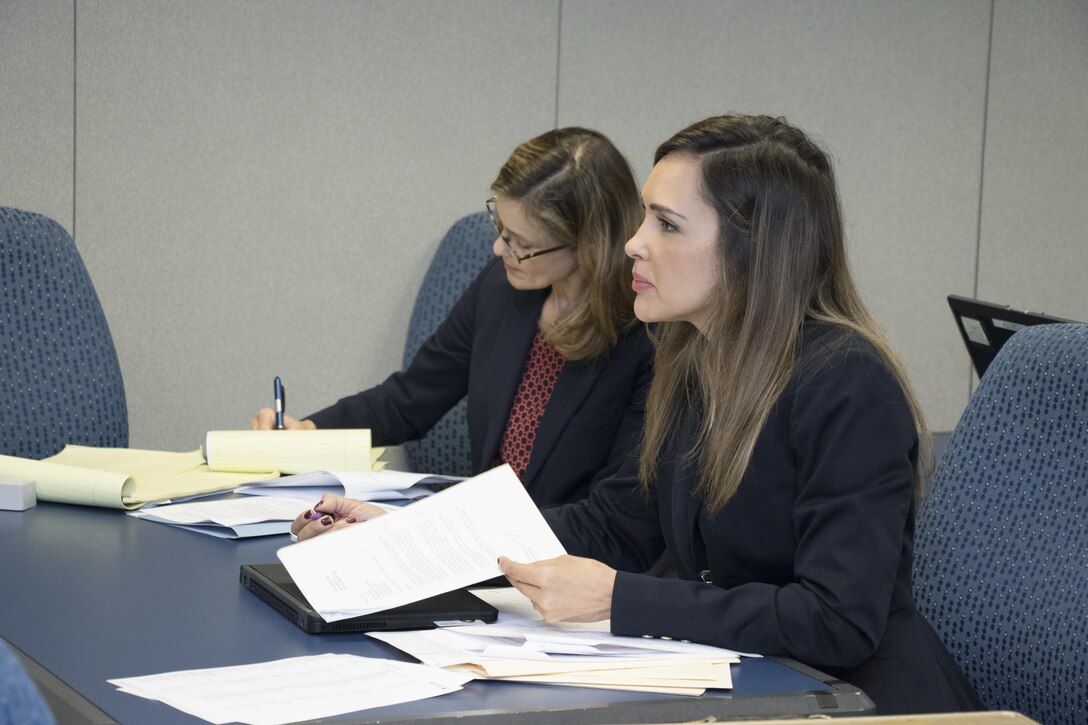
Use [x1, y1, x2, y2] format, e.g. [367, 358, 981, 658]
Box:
[640, 115, 930, 513]
[491, 128, 642, 361]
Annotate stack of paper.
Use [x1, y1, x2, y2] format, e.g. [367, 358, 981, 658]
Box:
[371, 588, 751, 696]
[235, 469, 460, 502]
[128, 469, 462, 538]
[128, 496, 314, 538]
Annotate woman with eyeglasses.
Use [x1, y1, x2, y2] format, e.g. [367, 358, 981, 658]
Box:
[253, 127, 652, 508]
[494, 115, 982, 714]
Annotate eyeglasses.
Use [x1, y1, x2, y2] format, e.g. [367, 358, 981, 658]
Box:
[486, 196, 569, 264]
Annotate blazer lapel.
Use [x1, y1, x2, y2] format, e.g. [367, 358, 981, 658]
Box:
[477, 288, 544, 471]
[667, 409, 703, 580]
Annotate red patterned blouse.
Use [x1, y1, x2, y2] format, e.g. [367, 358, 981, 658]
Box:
[498, 329, 566, 482]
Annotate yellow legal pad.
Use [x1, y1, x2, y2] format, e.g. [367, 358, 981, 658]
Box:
[0, 430, 384, 510]
[204, 430, 383, 475]
[0, 446, 270, 510]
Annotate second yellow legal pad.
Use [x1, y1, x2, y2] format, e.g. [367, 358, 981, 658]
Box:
[203, 429, 384, 476]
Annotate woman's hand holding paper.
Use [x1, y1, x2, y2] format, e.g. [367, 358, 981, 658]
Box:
[498, 554, 616, 623]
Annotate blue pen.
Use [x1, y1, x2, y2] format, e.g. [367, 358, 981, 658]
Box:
[273, 376, 286, 430]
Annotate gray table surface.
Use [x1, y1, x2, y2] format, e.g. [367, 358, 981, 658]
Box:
[1, 500, 872, 723]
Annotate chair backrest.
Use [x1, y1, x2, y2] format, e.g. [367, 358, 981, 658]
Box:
[402, 212, 495, 476]
[0, 206, 128, 459]
[0, 641, 54, 724]
[913, 323, 1088, 722]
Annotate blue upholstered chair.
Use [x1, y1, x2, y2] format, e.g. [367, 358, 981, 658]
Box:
[0, 641, 54, 724]
[913, 323, 1088, 722]
[0, 206, 128, 459]
[401, 212, 495, 476]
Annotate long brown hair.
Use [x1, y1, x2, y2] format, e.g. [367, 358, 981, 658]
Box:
[639, 115, 930, 513]
[491, 128, 642, 361]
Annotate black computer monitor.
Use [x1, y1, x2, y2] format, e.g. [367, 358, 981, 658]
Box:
[947, 294, 1076, 378]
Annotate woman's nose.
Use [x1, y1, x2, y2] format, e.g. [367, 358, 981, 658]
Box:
[625, 228, 646, 260]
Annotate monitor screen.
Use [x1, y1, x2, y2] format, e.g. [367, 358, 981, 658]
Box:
[947, 294, 1076, 377]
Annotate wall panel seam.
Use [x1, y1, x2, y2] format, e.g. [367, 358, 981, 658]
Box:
[973, 0, 995, 302]
[968, 0, 997, 398]
[554, 0, 563, 129]
[72, 0, 78, 243]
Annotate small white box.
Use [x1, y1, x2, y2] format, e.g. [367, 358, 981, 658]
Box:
[0, 477, 36, 511]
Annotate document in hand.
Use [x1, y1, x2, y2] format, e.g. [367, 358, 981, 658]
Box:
[277, 464, 565, 622]
[204, 430, 384, 474]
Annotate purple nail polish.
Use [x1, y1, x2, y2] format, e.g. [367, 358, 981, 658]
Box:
[320, 516, 333, 526]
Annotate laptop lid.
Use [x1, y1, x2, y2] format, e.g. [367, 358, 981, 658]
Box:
[947, 294, 1074, 378]
[240, 562, 498, 634]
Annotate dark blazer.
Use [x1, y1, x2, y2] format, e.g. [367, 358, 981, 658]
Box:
[308, 258, 654, 506]
[545, 325, 981, 714]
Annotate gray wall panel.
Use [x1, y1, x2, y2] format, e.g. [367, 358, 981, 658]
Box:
[2, 0, 1083, 457]
[978, 0, 1088, 321]
[73, 0, 558, 451]
[0, 0, 73, 230]
[559, 0, 992, 430]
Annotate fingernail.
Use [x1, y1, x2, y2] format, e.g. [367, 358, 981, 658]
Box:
[304, 509, 318, 520]
[345, 516, 357, 524]
[320, 516, 333, 526]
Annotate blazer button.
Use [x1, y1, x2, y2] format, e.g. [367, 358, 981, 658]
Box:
[699, 569, 713, 583]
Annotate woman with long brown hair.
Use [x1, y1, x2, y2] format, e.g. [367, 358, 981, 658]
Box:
[500, 114, 981, 713]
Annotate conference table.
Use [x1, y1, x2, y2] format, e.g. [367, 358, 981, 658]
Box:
[1, 500, 874, 723]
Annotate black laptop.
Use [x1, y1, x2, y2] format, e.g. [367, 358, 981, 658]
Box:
[948, 294, 1075, 378]
[240, 563, 498, 634]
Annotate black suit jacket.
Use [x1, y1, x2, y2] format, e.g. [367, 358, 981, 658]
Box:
[308, 258, 654, 506]
[545, 325, 981, 714]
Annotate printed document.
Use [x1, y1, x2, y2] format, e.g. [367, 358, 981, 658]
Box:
[128, 496, 313, 538]
[277, 464, 565, 621]
[235, 469, 458, 501]
[109, 654, 472, 725]
[369, 588, 746, 695]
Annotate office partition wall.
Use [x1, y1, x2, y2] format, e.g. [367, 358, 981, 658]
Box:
[1, 0, 1085, 449]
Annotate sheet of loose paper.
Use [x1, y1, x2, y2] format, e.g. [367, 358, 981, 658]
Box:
[108, 654, 472, 725]
[277, 464, 565, 620]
